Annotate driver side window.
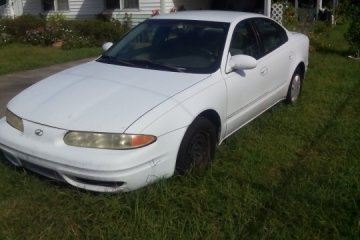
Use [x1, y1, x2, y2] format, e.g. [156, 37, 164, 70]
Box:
[230, 21, 260, 59]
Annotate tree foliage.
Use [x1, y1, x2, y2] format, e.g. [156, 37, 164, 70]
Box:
[344, 0, 360, 57]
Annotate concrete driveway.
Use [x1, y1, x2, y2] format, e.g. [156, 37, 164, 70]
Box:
[0, 58, 94, 117]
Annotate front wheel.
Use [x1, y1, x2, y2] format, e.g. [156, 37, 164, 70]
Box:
[286, 68, 303, 104]
[175, 117, 217, 174]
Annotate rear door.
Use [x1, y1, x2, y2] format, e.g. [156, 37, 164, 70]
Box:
[251, 17, 291, 95]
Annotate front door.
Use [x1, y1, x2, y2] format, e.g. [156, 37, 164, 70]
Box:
[223, 18, 291, 136]
[224, 20, 270, 135]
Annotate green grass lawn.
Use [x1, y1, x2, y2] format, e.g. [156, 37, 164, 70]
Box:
[0, 24, 359, 239]
[0, 44, 100, 75]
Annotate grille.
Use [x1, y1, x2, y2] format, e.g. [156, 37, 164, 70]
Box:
[21, 160, 65, 182]
[67, 176, 124, 188]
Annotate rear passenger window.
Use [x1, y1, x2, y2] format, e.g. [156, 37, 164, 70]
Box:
[252, 18, 288, 57]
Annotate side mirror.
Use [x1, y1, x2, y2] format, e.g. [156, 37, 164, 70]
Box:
[226, 54, 257, 73]
[102, 42, 113, 52]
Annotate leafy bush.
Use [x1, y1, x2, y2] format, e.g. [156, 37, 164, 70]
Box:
[282, 3, 298, 31]
[312, 21, 328, 34]
[345, 20, 360, 57]
[0, 15, 129, 49]
[46, 13, 67, 42]
[0, 24, 13, 44]
[281, 2, 331, 52]
[2, 15, 46, 42]
[61, 30, 93, 50]
[344, 0, 360, 57]
[65, 19, 127, 46]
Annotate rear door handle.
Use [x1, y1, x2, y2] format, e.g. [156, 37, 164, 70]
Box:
[260, 67, 268, 76]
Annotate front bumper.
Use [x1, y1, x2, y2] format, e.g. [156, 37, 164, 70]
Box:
[0, 118, 185, 192]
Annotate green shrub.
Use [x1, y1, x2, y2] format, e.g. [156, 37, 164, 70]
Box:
[0, 15, 129, 49]
[0, 22, 13, 45]
[61, 31, 93, 50]
[4, 15, 46, 41]
[312, 21, 328, 34]
[96, 13, 113, 22]
[65, 19, 128, 46]
[344, 0, 360, 57]
[46, 13, 67, 42]
[283, 3, 298, 31]
[23, 28, 55, 46]
[345, 20, 360, 57]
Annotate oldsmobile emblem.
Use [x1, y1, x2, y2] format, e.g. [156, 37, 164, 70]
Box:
[35, 129, 44, 136]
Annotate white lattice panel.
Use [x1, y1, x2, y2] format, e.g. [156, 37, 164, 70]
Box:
[272, 3, 283, 25]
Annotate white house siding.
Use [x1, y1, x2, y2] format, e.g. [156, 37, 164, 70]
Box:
[22, 0, 103, 19]
[65, 1, 104, 19]
[114, 0, 211, 26]
[140, 0, 161, 12]
[2, 0, 272, 26]
[22, 0, 42, 15]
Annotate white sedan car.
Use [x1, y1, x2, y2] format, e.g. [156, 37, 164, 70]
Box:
[0, 11, 309, 192]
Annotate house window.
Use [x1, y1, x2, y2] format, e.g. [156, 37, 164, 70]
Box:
[106, 0, 120, 9]
[43, 0, 69, 11]
[124, 0, 139, 9]
[105, 0, 139, 10]
[0, 0, 7, 7]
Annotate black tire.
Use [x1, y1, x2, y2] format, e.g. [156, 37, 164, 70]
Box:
[286, 68, 303, 104]
[175, 116, 217, 175]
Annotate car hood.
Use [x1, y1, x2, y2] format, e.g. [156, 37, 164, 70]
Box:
[8, 61, 210, 132]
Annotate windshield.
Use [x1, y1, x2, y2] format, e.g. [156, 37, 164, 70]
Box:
[98, 19, 230, 74]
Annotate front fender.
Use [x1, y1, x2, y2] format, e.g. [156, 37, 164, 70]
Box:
[126, 71, 228, 139]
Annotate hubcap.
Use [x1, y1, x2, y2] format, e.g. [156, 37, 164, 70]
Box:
[291, 74, 301, 102]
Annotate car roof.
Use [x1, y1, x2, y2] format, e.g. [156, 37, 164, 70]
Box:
[151, 10, 266, 23]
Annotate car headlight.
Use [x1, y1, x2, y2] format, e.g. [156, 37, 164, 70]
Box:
[63, 131, 157, 150]
[5, 109, 24, 132]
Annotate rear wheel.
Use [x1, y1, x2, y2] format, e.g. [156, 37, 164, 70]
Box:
[175, 117, 217, 174]
[286, 68, 303, 104]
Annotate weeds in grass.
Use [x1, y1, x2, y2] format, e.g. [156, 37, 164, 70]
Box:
[0, 22, 359, 239]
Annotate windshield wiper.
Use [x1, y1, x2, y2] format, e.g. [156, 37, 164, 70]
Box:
[127, 59, 185, 72]
[97, 55, 135, 67]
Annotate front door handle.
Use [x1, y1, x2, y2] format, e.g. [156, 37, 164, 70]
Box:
[289, 51, 295, 60]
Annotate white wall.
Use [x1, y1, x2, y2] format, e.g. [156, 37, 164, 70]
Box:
[6, 0, 270, 26]
[22, 0, 103, 19]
